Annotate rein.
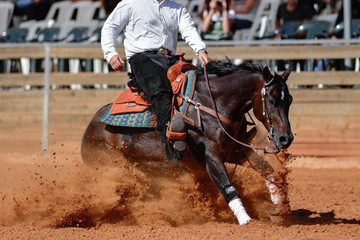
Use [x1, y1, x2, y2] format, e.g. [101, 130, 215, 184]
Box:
[202, 64, 280, 154]
[179, 93, 238, 129]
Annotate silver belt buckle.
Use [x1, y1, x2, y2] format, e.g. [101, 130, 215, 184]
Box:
[158, 48, 168, 55]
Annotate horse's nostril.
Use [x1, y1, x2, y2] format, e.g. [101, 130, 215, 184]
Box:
[279, 136, 288, 145]
[278, 134, 293, 148]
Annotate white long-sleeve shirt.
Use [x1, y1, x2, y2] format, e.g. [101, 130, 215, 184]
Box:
[101, 0, 207, 62]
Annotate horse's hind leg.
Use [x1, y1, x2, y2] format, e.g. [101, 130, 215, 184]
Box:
[81, 117, 124, 166]
[243, 149, 290, 225]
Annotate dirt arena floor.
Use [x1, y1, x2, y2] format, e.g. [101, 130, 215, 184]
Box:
[0, 124, 359, 240]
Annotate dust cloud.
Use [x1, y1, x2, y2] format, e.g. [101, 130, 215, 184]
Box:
[0, 144, 287, 228]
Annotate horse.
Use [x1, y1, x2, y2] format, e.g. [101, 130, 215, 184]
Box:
[81, 59, 294, 225]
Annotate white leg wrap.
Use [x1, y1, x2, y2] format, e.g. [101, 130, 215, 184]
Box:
[228, 198, 251, 225]
[266, 177, 283, 204]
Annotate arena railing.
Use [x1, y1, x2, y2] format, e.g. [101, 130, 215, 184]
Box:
[0, 39, 359, 88]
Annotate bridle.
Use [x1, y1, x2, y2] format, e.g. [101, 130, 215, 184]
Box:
[202, 65, 280, 154]
[257, 80, 280, 154]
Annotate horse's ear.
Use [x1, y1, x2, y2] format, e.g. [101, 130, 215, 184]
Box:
[282, 65, 292, 81]
[263, 66, 272, 82]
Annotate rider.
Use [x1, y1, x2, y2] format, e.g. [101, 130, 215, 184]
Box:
[101, 0, 211, 161]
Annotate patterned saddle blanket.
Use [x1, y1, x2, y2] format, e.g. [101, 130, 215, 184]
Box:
[98, 70, 197, 128]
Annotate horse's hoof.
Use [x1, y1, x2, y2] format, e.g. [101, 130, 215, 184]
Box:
[269, 203, 290, 226]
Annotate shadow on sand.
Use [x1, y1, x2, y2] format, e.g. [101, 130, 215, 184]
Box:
[290, 209, 360, 225]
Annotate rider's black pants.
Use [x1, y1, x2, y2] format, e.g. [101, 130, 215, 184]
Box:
[128, 53, 179, 142]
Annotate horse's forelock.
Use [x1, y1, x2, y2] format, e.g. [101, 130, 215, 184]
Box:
[274, 72, 289, 91]
[269, 72, 291, 103]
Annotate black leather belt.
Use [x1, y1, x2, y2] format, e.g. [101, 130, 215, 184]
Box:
[144, 47, 171, 55]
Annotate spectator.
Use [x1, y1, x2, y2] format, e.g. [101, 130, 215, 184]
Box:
[101, 0, 121, 16]
[201, 0, 235, 40]
[326, 0, 341, 13]
[335, 0, 360, 26]
[12, 0, 53, 21]
[275, 0, 314, 71]
[230, 0, 258, 32]
[300, 0, 320, 16]
[275, 0, 313, 30]
[300, 0, 340, 15]
[327, 0, 360, 70]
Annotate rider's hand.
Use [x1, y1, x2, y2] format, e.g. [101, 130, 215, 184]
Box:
[198, 51, 211, 66]
[209, 0, 217, 9]
[220, 0, 227, 9]
[110, 54, 125, 71]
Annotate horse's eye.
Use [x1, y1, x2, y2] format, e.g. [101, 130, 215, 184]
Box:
[269, 99, 274, 105]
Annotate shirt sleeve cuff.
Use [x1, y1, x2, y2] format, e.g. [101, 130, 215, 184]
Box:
[196, 48, 208, 56]
[106, 52, 120, 63]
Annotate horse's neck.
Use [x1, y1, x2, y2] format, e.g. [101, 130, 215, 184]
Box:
[195, 72, 263, 119]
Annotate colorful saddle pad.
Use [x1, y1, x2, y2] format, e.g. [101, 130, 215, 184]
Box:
[98, 70, 197, 128]
[110, 89, 150, 115]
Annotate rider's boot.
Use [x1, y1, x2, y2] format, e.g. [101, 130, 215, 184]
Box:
[167, 113, 187, 152]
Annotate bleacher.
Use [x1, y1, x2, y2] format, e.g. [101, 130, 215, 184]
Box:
[1, 0, 107, 43]
[2, 0, 359, 38]
[2, 0, 358, 43]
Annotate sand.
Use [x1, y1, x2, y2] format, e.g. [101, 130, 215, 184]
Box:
[1, 136, 359, 240]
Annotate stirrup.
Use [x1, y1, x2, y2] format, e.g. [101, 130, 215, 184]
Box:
[166, 113, 187, 152]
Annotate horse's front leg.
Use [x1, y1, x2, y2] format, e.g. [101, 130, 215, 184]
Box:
[205, 145, 251, 225]
[244, 149, 290, 224]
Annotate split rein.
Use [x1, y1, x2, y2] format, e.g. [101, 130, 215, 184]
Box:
[198, 64, 280, 154]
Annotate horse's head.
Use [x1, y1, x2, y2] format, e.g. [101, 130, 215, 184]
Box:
[253, 66, 294, 150]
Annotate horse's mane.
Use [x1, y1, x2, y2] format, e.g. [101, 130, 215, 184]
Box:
[196, 58, 263, 78]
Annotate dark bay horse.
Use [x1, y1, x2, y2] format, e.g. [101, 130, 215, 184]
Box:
[81, 59, 294, 225]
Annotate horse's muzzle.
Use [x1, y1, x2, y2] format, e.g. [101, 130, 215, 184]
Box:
[274, 131, 294, 149]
